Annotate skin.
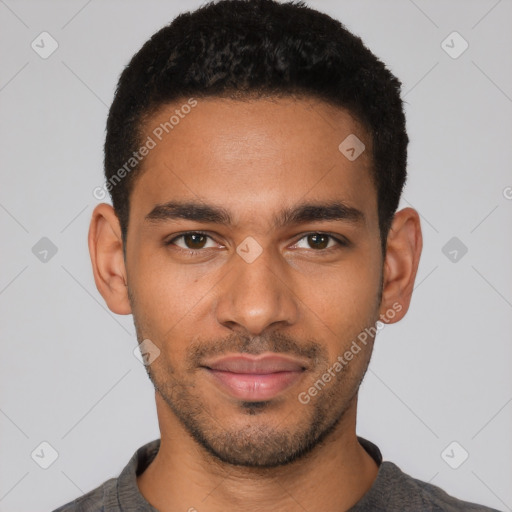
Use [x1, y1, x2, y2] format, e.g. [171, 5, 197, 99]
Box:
[89, 97, 422, 512]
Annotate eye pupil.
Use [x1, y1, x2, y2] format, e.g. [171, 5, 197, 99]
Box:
[185, 233, 206, 249]
[308, 233, 329, 249]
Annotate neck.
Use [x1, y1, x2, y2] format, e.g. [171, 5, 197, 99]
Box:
[137, 392, 379, 512]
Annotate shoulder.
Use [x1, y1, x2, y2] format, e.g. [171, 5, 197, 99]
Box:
[387, 462, 499, 511]
[51, 439, 160, 512]
[352, 461, 501, 512]
[51, 477, 117, 511]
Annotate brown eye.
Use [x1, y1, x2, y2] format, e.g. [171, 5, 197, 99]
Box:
[166, 232, 217, 251]
[293, 233, 347, 251]
[183, 233, 207, 249]
[307, 233, 330, 250]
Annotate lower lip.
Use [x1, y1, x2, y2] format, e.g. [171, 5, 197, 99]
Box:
[205, 369, 304, 401]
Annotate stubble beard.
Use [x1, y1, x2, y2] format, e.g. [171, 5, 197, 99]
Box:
[128, 281, 381, 468]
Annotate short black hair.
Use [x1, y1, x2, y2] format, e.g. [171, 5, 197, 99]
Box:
[104, 0, 408, 255]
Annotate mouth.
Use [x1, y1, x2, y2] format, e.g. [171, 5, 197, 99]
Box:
[200, 353, 308, 401]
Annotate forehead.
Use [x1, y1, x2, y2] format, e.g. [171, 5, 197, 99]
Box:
[130, 97, 377, 229]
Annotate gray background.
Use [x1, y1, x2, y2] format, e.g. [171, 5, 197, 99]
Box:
[1, 0, 511, 510]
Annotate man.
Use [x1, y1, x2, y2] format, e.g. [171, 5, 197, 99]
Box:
[54, 0, 500, 510]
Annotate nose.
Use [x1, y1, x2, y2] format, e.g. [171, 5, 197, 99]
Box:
[214, 244, 300, 336]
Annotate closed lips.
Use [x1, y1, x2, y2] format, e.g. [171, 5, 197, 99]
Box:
[202, 354, 309, 401]
[202, 355, 307, 374]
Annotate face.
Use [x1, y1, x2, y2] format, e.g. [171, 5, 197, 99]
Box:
[123, 97, 385, 467]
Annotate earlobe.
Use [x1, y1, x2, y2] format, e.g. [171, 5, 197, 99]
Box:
[88, 203, 132, 315]
[379, 207, 422, 324]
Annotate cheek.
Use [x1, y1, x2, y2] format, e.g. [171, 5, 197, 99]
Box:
[130, 253, 219, 337]
[298, 252, 382, 347]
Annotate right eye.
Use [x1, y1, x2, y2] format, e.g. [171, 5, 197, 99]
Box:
[165, 231, 221, 253]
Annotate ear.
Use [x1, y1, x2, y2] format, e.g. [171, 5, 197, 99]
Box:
[88, 203, 132, 315]
[379, 207, 422, 324]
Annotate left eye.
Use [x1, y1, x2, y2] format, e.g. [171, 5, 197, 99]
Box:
[293, 233, 345, 250]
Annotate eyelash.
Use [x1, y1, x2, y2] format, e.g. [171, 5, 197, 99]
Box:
[165, 231, 349, 256]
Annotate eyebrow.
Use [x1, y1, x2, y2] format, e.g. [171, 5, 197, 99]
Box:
[145, 200, 365, 228]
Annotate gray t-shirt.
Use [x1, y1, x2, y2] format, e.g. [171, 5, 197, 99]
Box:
[53, 438, 501, 511]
